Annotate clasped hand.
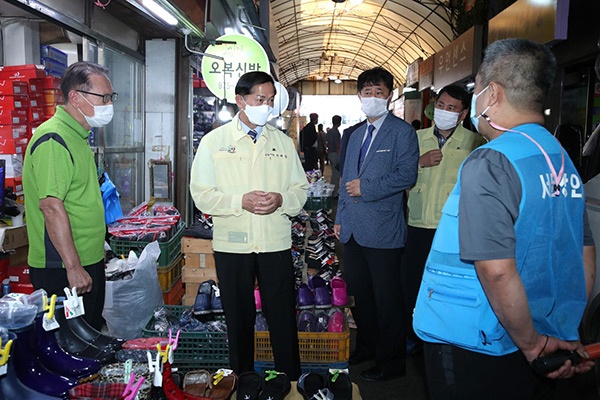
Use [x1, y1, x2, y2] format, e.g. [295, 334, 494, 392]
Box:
[242, 191, 282, 215]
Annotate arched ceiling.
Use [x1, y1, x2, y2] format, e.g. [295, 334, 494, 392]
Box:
[271, 0, 457, 88]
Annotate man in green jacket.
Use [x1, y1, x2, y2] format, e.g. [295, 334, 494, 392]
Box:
[403, 85, 485, 352]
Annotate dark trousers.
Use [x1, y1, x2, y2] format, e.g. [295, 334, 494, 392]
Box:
[303, 147, 318, 171]
[401, 225, 436, 342]
[343, 236, 406, 371]
[29, 260, 106, 331]
[214, 250, 301, 379]
[424, 342, 555, 400]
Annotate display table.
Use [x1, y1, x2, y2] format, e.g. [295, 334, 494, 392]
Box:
[231, 381, 362, 400]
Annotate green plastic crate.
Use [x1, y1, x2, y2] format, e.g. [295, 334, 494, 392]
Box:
[110, 221, 184, 267]
[304, 196, 333, 211]
[142, 305, 229, 373]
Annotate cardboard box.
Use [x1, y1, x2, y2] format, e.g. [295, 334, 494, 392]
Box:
[0, 109, 28, 125]
[29, 93, 43, 109]
[184, 253, 216, 269]
[0, 95, 29, 110]
[0, 225, 28, 252]
[5, 177, 22, 192]
[0, 80, 28, 96]
[181, 237, 213, 254]
[0, 124, 28, 139]
[8, 245, 27, 266]
[40, 46, 68, 66]
[43, 89, 64, 105]
[28, 107, 45, 123]
[182, 265, 218, 284]
[0, 137, 28, 155]
[0, 64, 46, 81]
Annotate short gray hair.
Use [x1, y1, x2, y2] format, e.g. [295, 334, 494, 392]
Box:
[479, 38, 556, 113]
[60, 61, 110, 104]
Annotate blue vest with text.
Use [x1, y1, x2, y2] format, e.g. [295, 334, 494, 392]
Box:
[413, 124, 586, 356]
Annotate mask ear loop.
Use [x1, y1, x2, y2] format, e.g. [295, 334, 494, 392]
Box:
[483, 114, 565, 196]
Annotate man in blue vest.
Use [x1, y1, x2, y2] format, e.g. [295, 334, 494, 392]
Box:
[413, 38, 596, 399]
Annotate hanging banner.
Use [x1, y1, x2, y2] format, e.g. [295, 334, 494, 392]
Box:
[201, 34, 270, 101]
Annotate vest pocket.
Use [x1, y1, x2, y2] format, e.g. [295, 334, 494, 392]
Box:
[414, 262, 506, 350]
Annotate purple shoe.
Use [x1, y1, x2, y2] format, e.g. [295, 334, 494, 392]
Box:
[297, 310, 317, 332]
[314, 286, 332, 309]
[315, 310, 329, 333]
[296, 283, 315, 309]
[307, 275, 327, 291]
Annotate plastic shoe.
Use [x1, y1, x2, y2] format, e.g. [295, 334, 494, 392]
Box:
[307, 275, 327, 291]
[54, 310, 116, 365]
[314, 286, 332, 309]
[330, 276, 348, 307]
[327, 370, 352, 400]
[297, 372, 328, 400]
[9, 323, 79, 397]
[56, 303, 125, 350]
[183, 369, 211, 396]
[211, 283, 223, 313]
[327, 308, 345, 333]
[315, 310, 330, 333]
[297, 310, 317, 332]
[208, 370, 237, 400]
[163, 362, 212, 400]
[254, 287, 263, 312]
[33, 312, 101, 380]
[254, 312, 268, 331]
[0, 331, 61, 400]
[297, 283, 315, 309]
[236, 371, 262, 400]
[259, 372, 291, 400]
[193, 280, 213, 315]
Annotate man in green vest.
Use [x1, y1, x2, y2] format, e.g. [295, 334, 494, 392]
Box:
[403, 85, 485, 353]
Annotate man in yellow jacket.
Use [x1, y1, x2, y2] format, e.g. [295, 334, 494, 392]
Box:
[403, 85, 485, 352]
[190, 71, 308, 380]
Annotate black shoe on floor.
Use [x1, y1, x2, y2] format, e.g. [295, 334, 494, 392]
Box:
[349, 351, 373, 365]
[359, 365, 405, 382]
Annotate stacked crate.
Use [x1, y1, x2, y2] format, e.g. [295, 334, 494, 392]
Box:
[181, 237, 217, 307]
[30, 75, 62, 121]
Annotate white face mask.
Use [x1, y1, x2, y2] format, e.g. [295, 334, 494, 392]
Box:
[360, 96, 389, 118]
[470, 85, 490, 133]
[243, 98, 273, 126]
[434, 108, 461, 131]
[78, 93, 114, 128]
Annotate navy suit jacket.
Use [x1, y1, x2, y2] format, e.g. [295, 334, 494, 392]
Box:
[339, 120, 366, 175]
[335, 113, 419, 249]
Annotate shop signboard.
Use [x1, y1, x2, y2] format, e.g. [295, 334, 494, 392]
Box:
[433, 26, 482, 91]
[418, 56, 434, 92]
[201, 34, 270, 101]
[405, 58, 421, 88]
[488, 0, 568, 45]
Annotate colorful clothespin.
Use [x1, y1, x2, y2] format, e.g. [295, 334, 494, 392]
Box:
[42, 294, 59, 331]
[168, 328, 180, 351]
[123, 359, 133, 383]
[63, 287, 85, 318]
[265, 370, 282, 382]
[213, 368, 233, 386]
[156, 343, 171, 364]
[0, 337, 13, 368]
[122, 372, 145, 400]
[147, 350, 163, 387]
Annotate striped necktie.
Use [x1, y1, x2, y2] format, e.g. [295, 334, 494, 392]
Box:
[358, 125, 375, 170]
[248, 130, 258, 142]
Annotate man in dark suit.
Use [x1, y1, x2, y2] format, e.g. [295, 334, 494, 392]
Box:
[334, 67, 419, 381]
[300, 112, 318, 171]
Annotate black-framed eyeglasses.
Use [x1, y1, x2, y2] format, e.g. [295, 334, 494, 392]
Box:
[76, 90, 118, 104]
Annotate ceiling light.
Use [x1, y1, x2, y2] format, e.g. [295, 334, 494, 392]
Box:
[403, 87, 416, 93]
[334, 79, 342, 84]
[218, 99, 232, 122]
[142, 0, 178, 25]
[328, 75, 338, 80]
[349, 0, 363, 4]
